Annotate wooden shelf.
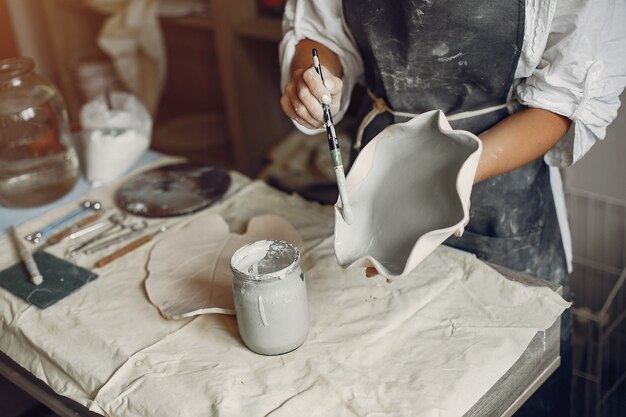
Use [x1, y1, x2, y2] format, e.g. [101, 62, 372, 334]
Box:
[42, 0, 290, 176]
[235, 16, 282, 42]
[162, 15, 215, 31]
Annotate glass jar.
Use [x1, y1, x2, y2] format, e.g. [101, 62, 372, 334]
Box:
[0, 57, 79, 208]
[231, 240, 309, 355]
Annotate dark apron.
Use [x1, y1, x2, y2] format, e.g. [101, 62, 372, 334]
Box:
[342, 1, 571, 415]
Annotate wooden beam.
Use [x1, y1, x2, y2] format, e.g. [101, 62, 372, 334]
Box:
[0, 0, 18, 59]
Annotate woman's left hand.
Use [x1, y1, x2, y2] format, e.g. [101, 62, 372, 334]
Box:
[365, 267, 379, 277]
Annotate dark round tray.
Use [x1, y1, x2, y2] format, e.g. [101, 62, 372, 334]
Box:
[115, 162, 231, 217]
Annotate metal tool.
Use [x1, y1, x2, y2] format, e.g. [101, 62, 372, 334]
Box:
[94, 226, 167, 268]
[83, 227, 149, 255]
[66, 213, 147, 256]
[67, 217, 114, 241]
[25, 201, 102, 244]
[43, 212, 102, 247]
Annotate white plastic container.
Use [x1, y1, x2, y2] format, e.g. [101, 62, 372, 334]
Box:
[231, 240, 309, 355]
[79, 91, 151, 186]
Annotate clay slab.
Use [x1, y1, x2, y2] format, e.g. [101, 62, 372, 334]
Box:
[334, 110, 481, 278]
[146, 214, 303, 319]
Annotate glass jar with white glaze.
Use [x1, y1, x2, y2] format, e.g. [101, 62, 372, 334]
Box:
[231, 240, 309, 355]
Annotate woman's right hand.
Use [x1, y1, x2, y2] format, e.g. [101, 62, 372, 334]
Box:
[280, 65, 343, 130]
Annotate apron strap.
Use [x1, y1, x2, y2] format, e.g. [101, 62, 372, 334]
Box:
[354, 89, 515, 151]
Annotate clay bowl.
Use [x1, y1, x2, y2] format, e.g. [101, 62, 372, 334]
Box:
[334, 110, 482, 278]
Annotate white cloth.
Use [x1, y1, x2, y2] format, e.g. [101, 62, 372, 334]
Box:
[0, 162, 569, 417]
[83, 0, 166, 115]
[279, 0, 626, 167]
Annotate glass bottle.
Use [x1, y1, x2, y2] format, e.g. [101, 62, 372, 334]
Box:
[0, 57, 79, 208]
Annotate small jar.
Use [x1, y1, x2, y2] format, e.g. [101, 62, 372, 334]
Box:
[0, 57, 79, 208]
[231, 240, 309, 355]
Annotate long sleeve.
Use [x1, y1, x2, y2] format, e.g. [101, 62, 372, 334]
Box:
[516, 0, 626, 167]
[279, 0, 364, 134]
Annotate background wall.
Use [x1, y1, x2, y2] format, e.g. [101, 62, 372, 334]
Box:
[563, 90, 626, 417]
[5, 0, 55, 78]
[0, 0, 18, 58]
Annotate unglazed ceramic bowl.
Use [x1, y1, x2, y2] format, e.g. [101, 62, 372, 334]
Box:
[334, 110, 482, 278]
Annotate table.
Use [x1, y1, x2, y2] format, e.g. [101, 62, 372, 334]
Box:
[0, 158, 569, 417]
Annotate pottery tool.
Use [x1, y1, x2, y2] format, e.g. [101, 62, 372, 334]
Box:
[94, 226, 167, 268]
[0, 251, 98, 309]
[312, 48, 353, 225]
[25, 200, 102, 244]
[67, 216, 117, 241]
[101, 85, 125, 137]
[104, 82, 114, 110]
[43, 212, 103, 247]
[10, 226, 43, 285]
[66, 213, 147, 256]
[83, 226, 149, 255]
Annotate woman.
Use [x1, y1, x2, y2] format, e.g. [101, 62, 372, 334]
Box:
[279, 0, 626, 415]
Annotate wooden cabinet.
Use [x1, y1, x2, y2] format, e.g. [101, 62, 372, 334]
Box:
[42, 0, 292, 176]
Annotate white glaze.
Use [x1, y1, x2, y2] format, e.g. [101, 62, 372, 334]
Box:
[257, 296, 269, 326]
[231, 240, 309, 355]
[334, 110, 482, 278]
[335, 165, 353, 224]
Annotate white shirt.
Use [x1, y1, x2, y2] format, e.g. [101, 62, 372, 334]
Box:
[279, 0, 626, 271]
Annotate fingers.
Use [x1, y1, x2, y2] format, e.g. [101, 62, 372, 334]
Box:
[280, 66, 343, 129]
[281, 83, 318, 129]
[280, 90, 318, 130]
[365, 267, 379, 278]
[302, 66, 329, 103]
[296, 77, 324, 123]
[303, 65, 343, 115]
[281, 74, 321, 129]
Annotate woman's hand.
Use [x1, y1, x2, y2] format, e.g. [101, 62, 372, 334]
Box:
[280, 65, 342, 130]
[281, 39, 343, 130]
[365, 267, 379, 277]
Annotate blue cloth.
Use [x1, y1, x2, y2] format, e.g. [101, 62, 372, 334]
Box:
[0, 151, 162, 233]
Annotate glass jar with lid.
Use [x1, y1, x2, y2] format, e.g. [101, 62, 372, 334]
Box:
[0, 57, 79, 208]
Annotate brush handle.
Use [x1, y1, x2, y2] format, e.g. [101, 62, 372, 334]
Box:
[312, 48, 353, 224]
[94, 226, 166, 268]
[312, 49, 343, 168]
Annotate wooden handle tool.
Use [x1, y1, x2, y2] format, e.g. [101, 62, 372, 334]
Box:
[94, 226, 166, 268]
[45, 212, 102, 246]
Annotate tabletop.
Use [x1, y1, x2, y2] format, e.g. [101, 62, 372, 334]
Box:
[0, 157, 569, 417]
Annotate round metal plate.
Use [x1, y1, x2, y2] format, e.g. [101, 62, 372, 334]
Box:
[115, 163, 231, 217]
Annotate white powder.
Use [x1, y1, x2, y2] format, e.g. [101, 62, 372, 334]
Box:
[79, 92, 152, 186]
[81, 130, 150, 186]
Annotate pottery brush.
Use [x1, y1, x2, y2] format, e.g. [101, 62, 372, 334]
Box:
[312, 48, 353, 225]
